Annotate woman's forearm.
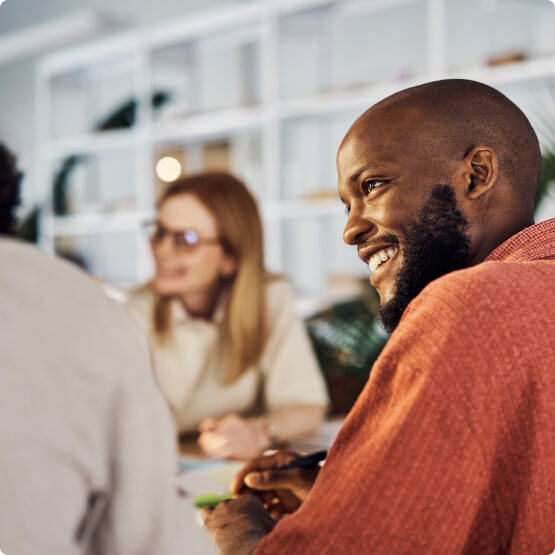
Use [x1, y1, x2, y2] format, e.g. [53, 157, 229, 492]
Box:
[250, 404, 326, 446]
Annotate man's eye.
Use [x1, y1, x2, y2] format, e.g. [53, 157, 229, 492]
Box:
[363, 179, 386, 194]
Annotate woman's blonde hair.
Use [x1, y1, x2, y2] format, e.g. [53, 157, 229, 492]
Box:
[151, 171, 270, 384]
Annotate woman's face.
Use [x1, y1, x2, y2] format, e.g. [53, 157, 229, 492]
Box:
[151, 194, 236, 297]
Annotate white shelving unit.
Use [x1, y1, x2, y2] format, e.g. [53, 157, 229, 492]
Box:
[35, 0, 555, 295]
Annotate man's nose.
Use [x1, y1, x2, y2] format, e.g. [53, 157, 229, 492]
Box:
[343, 208, 374, 245]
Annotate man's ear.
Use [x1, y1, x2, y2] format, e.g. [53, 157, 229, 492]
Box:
[464, 145, 498, 200]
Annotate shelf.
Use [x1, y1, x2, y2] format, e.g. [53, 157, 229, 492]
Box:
[39, 29, 142, 75]
[153, 106, 264, 144]
[43, 107, 265, 158]
[43, 54, 555, 160]
[45, 128, 144, 160]
[50, 210, 152, 236]
[48, 200, 344, 237]
[450, 53, 555, 88]
[262, 199, 343, 220]
[279, 54, 555, 121]
[38, 0, 340, 76]
[278, 80, 426, 121]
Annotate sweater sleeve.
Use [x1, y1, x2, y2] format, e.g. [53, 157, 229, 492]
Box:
[254, 273, 504, 554]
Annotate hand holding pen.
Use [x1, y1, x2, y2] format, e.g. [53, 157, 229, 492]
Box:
[230, 450, 326, 520]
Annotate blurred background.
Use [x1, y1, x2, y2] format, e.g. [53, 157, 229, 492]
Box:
[1, 0, 555, 307]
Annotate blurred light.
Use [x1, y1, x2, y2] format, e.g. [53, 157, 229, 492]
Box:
[156, 156, 182, 183]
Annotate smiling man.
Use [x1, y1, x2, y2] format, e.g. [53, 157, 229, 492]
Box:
[338, 78, 541, 333]
[202, 79, 555, 554]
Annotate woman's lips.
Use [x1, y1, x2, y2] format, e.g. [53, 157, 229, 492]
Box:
[156, 267, 187, 278]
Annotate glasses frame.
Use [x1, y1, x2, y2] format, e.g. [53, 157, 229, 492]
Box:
[143, 220, 221, 252]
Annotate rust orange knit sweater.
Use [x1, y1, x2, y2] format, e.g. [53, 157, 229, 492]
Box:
[256, 219, 555, 554]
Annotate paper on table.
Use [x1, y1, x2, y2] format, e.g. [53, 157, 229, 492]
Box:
[175, 460, 243, 497]
[286, 418, 344, 452]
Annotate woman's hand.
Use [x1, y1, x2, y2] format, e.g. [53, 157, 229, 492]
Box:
[231, 450, 319, 520]
[198, 414, 270, 460]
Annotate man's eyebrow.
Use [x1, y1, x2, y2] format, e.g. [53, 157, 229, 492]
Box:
[349, 164, 377, 183]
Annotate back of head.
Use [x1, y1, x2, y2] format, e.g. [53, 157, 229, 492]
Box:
[0, 142, 23, 236]
[362, 79, 541, 216]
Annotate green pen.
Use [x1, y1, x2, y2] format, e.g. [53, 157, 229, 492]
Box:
[193, 491, 234, 509]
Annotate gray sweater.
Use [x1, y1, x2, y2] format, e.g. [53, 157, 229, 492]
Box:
[0, 240, 190, 554]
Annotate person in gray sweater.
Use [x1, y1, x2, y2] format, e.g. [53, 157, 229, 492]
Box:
[0, 143, 193, 554]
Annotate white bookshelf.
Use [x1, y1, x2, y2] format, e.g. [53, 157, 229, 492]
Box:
[35, 0, 555, 295]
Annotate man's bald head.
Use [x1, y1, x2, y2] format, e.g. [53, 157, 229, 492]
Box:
[338, 80, 541, 332]
[346, 79, 541, 215]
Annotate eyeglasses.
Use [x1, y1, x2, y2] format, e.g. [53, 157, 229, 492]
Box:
[143, 221, 220, 251]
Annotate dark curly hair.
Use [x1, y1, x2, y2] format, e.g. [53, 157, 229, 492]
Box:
[0, 142, 22, 236]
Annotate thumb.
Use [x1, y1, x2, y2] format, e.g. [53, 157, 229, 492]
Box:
[244, 469, 297, 491]
[199, 417, 219, 432]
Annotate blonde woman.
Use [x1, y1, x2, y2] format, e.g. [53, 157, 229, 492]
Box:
[127, 172, 328, 459]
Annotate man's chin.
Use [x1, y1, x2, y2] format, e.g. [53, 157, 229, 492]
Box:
[378, 295, 406, 334]
[377, 288, 392, 309]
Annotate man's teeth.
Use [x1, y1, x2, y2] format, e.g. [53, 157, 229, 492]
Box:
[368, 248, 396, 272]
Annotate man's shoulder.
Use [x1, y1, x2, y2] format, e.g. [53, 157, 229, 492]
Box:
[0, 240, 149, 383]
[0, 239, 108, 308]
[402, 257, 555, 332]
[421, 257, 551, 305]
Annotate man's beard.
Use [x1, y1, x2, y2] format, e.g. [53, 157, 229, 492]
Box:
[379, 184, 471, 334]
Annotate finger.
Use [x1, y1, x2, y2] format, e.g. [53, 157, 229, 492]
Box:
[231, 451, 299, 494]
[244, 468, 300, 491]
[267, 502, 287, 521]
[199, 504, 215, 524]
[275, 488, 303, 513]
[213, 413, 241, 431]
[198, 418, 219, 432]
[198, 432, 233, 456]
[234, 487, 274, 508]
[202, 442, 236, 460]
[199, 431, 228, 448]
[259, 490, 276, 507]
[200, 428, 246, 452]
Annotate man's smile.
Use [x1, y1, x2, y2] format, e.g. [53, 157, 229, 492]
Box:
[358, 241, 400, 286]
[367, 246, 397, 273]
[368, 247, 400, 293]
